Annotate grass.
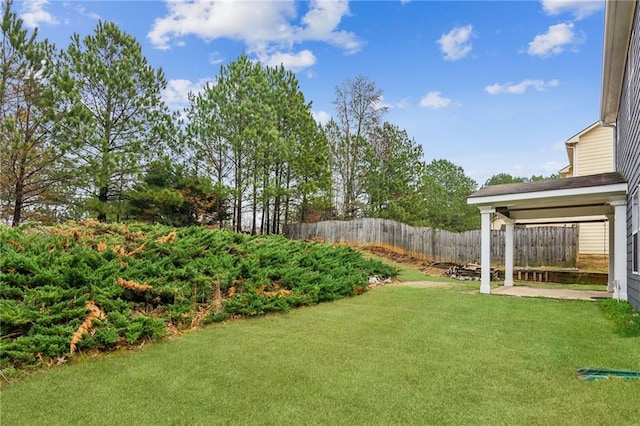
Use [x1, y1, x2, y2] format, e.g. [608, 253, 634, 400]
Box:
[361, 252, 458, 283]
[598, 299, 640, 337]
[2, 286, 639, 425]
[363, 252, 607, 291]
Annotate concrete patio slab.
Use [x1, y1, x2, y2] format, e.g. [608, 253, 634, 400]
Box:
[491, 286, 612, 301]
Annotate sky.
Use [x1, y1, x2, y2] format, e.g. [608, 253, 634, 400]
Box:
[14, 0, 607, 186]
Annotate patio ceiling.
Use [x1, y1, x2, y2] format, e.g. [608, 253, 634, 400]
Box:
[468, 172, 627, 221]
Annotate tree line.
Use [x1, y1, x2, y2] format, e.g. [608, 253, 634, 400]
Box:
[0, 1, 555, 233]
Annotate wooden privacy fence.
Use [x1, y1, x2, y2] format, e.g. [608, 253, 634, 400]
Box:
[284, 218, 578, 267]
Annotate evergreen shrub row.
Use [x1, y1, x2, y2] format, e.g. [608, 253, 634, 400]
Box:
[0, 221, 396, 369]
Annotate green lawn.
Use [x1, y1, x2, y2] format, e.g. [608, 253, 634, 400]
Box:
[360, 252, 458, 283]
[2, 286, 639, 425]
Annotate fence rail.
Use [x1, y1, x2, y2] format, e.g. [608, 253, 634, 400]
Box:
[284, 218, 577, 267]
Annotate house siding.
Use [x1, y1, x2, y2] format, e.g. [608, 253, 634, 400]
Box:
[567, 125, 613, 255]
[574, 125, 614, 176]
[616, 0, 640, 311]
[493, 125, 614, 250]
[578, 222, 609, 254]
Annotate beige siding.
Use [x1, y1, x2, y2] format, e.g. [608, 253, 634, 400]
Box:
[492, 125, 612, 254]
[574, 125, 614, 176]
[578, 222, 609, 254]
[566, 124, 613, 255]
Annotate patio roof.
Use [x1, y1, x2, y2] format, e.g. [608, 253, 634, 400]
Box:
[468, 172, 627, 221]
[467, 171, 628, 301]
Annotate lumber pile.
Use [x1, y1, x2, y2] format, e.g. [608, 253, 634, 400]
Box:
[430, 262, 498, 281]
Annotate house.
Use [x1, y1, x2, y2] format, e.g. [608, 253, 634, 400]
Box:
[559, 122, 614, 256]
[466, 0, 639, 311]
[491, 122, 613, 257]
[600, 0, 640, 311]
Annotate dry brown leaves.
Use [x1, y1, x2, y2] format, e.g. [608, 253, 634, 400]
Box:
[166, 322, 179, 336]
[157, 230, 177, 243]
[36, 353, 68, 367]
[264, 289, 292, 297]
[117, 277, 153, 292]
[190, 306, 210, 329]
[106, 243, 145, 258]
[70, 301, 105, 354]
[257, 283, 291, 298]
[96, 242, 108, 252]
[80, 218, 100, 227]
[127, 243, 146, 256]
[211, 281, 223, 314]
[6, 240, 24, 251]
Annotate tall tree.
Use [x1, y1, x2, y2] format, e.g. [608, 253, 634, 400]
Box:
[328, 75, 387, 219]
[191, 54, 272, 232]
[420, 159, 479, 232]
[264, 65, 330, 233]
[290, 121, 332, 224]
[185, 56, 331, 233]
[484, 173, 558, 186]
[484, 173, 527, 186]
[0, 0, 76, 226]
[363, 122, 424, 223]
[58, 21, 174, 222]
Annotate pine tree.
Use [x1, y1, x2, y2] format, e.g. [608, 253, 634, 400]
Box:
[363, 122, 424, 223]
[58, 21, 175, 222]
[0, 0, 76, 226]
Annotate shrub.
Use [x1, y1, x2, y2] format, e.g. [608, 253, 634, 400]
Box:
[0, 222, 396, 370]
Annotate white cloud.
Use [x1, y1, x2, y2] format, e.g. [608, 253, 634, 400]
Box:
[209, 52, 224, 65]
[161, 78, 212, 111]
[419, 91, 456, 109]
[312, 110, 332, 125]
[528, 22, 580, 57]
[258, 50, 317, 72]
[485, 79, 560, 95]
[437, 25, 473, 61]
[297, 0, 360, 54]
[541, 0, 603, 20]
[148, 1, 295, 49]
[20, 0, 58, 28]
[147, 0, 360, 72]
[76, 5, 100, 20]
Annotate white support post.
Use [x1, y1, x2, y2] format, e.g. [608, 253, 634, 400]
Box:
[479, 206, 495, 294]
[504, 220, 515, 287]
[607, 213, 615, 293]
[610, 197, 627, 301]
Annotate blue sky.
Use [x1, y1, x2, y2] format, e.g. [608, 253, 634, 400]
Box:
[16, 0, 606, 185]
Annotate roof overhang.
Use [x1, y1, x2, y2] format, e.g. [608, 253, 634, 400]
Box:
[600, 0, 637, 124]
[566, 121, 600, 143]
[468, 173, 627, 222]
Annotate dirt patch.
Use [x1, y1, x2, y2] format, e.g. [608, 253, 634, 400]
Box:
[576, 255, 609, 273]
[358, 244, 448, 278]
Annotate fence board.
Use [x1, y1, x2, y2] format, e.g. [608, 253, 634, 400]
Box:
[284, 218, 577, 267]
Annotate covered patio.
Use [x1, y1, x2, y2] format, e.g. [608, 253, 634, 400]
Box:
[467, 172, 628, 301]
